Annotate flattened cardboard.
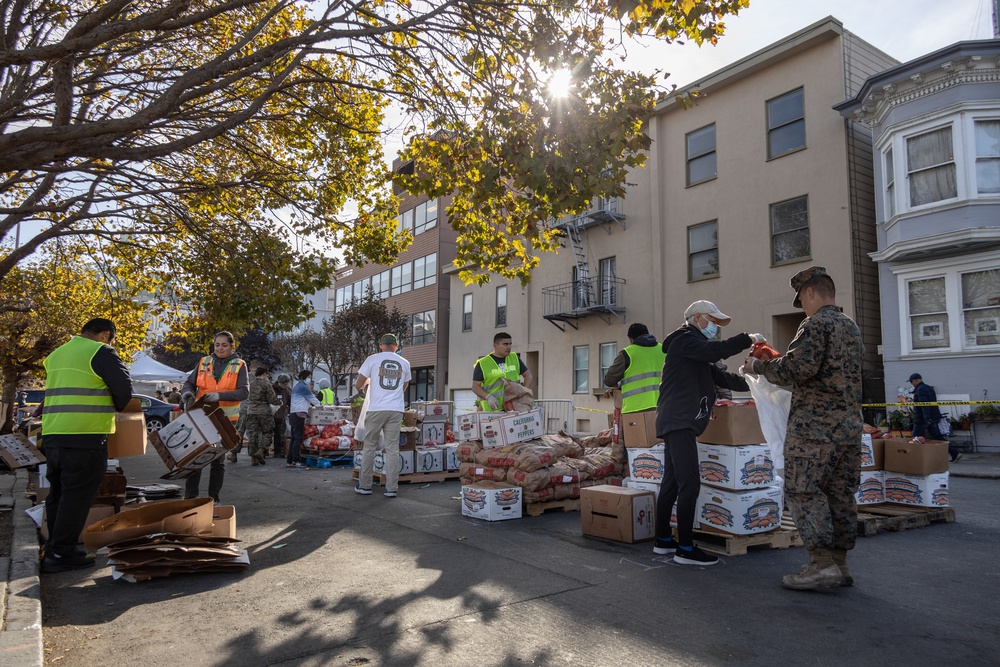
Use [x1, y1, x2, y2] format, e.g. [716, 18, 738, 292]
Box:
[622, 409, 658, 448]
[83, 497, 214, 550]
[106, 398, 148, 458]
[883, 438, 949, 475]
[580, 485, 656, 543]
[0, 432, 45, 469]
[697, 403, 766, 446]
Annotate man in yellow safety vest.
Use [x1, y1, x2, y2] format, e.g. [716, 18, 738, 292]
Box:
[472, 332, 533, 412]
[603, 323, 666, 414]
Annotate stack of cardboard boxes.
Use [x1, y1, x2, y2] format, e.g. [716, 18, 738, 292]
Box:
[352, 401, 460, 476]
[861, 436, 950, 509]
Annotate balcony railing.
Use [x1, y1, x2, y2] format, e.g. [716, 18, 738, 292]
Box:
[553, 196, 626, 232]
[542, 277, 626, 327]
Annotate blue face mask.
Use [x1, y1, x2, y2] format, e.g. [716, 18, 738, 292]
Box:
[701, 321, 719, 339]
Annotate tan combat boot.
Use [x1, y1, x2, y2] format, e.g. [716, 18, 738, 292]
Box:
[831, 548, 853, 586]
[782, 548, 845, 590]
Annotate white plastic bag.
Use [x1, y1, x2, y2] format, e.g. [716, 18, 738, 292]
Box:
[744, 374, 791, 470]
[353, 386, 371, 442]
[938, 416, 952, 437]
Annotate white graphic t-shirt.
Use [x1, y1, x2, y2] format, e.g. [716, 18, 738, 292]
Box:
[359, 351, 411, 412]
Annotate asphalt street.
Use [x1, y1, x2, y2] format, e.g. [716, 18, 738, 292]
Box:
[39, 449, 1000, 667]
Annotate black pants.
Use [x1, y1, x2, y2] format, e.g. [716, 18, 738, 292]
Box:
[185, 457, 225, 502]
[44, 446, 107, 557]
[272, 416, 286, 456]
[288, 413, 306, 464]
[913, 418, 957, 458]
[655, 429, 701, 546]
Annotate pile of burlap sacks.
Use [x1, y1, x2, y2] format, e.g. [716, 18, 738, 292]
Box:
[458, 429, 626, 503]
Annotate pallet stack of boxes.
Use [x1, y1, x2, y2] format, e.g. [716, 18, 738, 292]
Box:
[879, 436, 950, 508]
[458, 409, 626, 521]
[302, 405, 355, 465]
[352, 401, 460, 477]
[857, 434, 887, 506]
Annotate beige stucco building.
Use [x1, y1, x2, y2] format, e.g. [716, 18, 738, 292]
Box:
[445, 17, 897, 433]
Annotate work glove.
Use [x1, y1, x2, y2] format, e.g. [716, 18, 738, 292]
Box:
[603, 387, 616, 399]
[741, 357, 758, 376]
[486, 394, 501, 411]
[181, 391, 196, 407]
[749, 333, 767, 345]
[203, 392, 220, 402]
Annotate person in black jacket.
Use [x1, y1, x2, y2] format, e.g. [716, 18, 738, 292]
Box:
[909, 373, 959, 461]
[652, 300, 763, 566]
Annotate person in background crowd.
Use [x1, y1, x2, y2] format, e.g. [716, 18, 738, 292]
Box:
[155, 390, 165, 401]
[744, 266, 863, 590]
[288, 369, 320, 467]
[16, 390, 27, 423]
[317, 378, 335, 405]
[603, 322, 665, 414]
[355, 334, 410, 498]
[167, 387, 182, 404]
[181, 331, 249, 502]
[909, 373, 960, 462]
[272, 373, 292, 459]
[654, 300, 761, 567]
[245, 366, 279, 465]
[472, 332, 532, 412]
[40, 318, 132, 573]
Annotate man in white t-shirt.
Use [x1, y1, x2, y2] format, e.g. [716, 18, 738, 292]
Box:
[355, 333, 411, 497]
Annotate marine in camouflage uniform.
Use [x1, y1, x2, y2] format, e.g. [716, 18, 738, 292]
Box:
[745, 266, 863, 590]
[245, 368, 279, 465]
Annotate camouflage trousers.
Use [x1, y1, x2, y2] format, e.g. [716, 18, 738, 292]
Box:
[244, 413, 274, 457]
[784, 437, 860, 552]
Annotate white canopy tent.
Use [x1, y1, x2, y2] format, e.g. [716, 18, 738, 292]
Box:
[129, 352, 191, 383]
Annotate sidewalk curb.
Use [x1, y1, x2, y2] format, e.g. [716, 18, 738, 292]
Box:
[950, 471, 1000, 480]
[0, 469, 43, 667]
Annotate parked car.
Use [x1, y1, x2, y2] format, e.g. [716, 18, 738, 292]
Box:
[134, 393, 177, 432]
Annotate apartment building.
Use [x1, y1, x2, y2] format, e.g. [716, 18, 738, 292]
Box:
[445, 17, 897, 434]
[835, 39, 1000, 447]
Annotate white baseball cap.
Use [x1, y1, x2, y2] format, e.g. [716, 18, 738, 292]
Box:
[684, 300, 732, 326]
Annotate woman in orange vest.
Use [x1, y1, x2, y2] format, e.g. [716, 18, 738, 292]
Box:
[180, 331, 249, 503]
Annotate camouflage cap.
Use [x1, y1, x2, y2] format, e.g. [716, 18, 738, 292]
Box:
[790, 265, 829, 308]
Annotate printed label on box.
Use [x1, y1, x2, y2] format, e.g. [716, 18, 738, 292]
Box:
[627, 445, 665, 482]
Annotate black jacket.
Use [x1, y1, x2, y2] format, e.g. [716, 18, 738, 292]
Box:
[655, 324, 752, 438]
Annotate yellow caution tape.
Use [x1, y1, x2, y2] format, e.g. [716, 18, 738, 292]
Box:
[574, 406, 611, 414]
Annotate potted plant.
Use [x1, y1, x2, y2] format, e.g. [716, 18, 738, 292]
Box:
[974, 404, 998, 423]
[888, 408, 913, 438]
[953, 413, 972, 431]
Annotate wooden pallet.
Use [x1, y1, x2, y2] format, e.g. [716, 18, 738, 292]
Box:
[524, 498, 580, 517]
[351, 469, 460, 485]
[856, 504, 956, 536]
[692, 512, 803, 556]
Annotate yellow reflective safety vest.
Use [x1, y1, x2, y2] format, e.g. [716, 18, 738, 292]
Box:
[42, 336, 116, 435]
[196, 356, 245, 423]
[475, 352, 520, 412]
[620, 343, 666, 414]
[319, 387, 335, 405]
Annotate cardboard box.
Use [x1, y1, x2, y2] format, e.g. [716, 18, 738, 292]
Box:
[697, 443, 774, 491]
[455, 412, 481, 441]
[883, 472, 949, 508]
[413, 401, 453, 423]
[398, 427, 418, 451]
[883, 438, 949, 475]
[403, 410, 418, 427]
[440, 444, 459, 471]
[0, 432, 45, 469]
[83, 498, 215, 550]
[307, 405, 351, 425]
[460, 481, 522, 521]
[621, 409, 658, 448]
[209, 505, 237, 539]
[856, 470, 885, 505]
[696, 403, 766, 446]
[624, 478, 661, 501]
[353, 450, 362, 470]
[580, 485, 656, 543]
[106, 398, 148, 458]
[626, 444, 665, 483]
[414, 446, 444, 473]
[149, 404, 239, 479]
[480, 410, 543, 449]
[696, 485, 784, 535]
[374, 449, 415, 476]
[40, 504, 116, 543]
[861, 436, 885, 470]
[418, 422, 448, 446]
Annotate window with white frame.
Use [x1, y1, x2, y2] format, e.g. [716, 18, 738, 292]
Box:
[688, 220, 719, 280]
[686, 124, 716, 186]
[975, 120, 1000, 195]
[370, 269, 390, 299]
[495, 285, 507, 326]
[413, 253, 437, 289]
[398, 208, 414, 234]
[391, 261, 412, 296]
[906, 126, 957, 207]
[898, 258, 1000, 354]
[884, 147, 895, 220]
[573, 345, 589, 394]
[767, 88, 805, 159]
[462, 293, 473, 332]
[414, 198, 439, 235]
[599, 343, 617, 383]
[411, 309, 436, 345]
[770, 196, 810, 265]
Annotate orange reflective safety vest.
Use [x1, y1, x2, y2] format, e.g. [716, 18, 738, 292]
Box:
[196, 355, 246, 423]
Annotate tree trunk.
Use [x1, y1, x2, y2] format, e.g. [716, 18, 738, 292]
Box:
[0, 374, 19, 434]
